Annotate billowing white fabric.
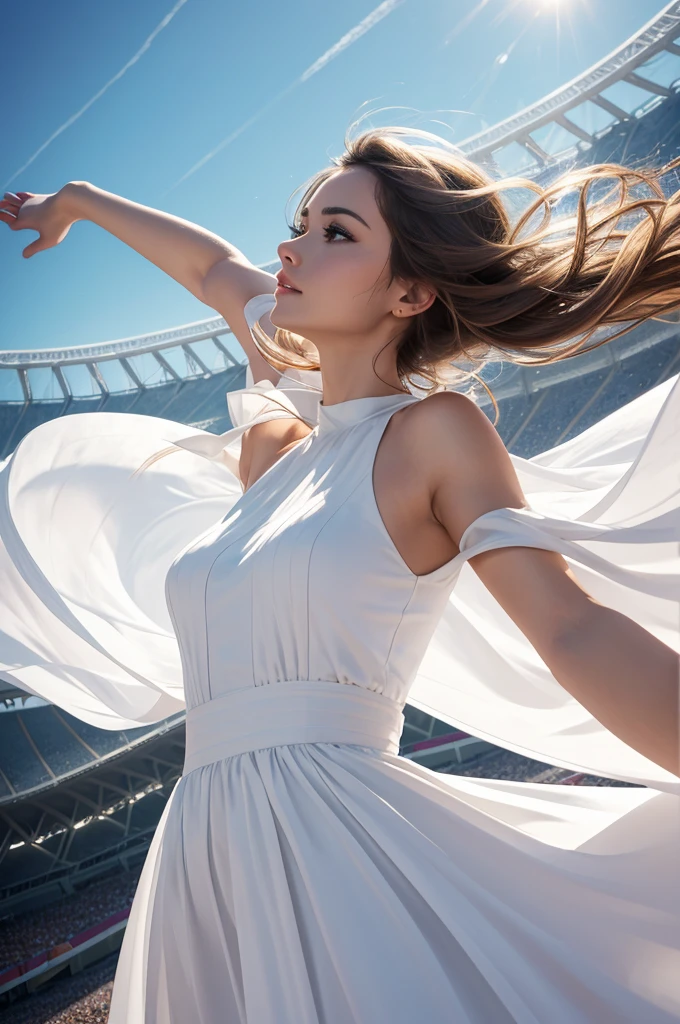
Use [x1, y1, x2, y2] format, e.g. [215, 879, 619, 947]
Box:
[0, 291, 678, 1021]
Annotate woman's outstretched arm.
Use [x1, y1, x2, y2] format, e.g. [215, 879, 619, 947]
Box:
[0, 183, 281, 385]
[411, 390, 680, 779]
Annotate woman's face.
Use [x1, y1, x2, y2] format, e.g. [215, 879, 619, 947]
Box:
[271, 165, 408, 347]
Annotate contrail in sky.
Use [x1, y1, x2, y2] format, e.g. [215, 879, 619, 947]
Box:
[443, 0, 492, 47]
[160, 0, 404, 198]
[2, 0, 189, 191]
[299, 0, 402, 81]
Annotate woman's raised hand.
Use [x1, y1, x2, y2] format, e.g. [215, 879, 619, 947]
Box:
[0, 188, 81, 259]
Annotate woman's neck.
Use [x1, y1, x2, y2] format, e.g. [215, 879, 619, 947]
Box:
[315, 345, 408, 407]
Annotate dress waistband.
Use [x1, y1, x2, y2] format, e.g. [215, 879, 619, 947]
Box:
[182, 680, 405, 776]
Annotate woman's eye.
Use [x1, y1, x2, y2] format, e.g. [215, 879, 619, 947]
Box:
[323, 223, 354, 242]
[286, 222, 354, 242]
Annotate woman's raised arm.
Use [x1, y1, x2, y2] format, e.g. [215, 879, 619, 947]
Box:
[0, 183, 281, 385]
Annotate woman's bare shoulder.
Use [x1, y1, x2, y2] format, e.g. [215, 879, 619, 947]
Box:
[394, 390, 526, 545]
[396, 388, 503, 464]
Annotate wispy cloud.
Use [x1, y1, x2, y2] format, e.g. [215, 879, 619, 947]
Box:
[161, 0, 404, 198]
[158, 80, 300, 199]
[299, 0, 401, 81]
[2, 0, 189, 191]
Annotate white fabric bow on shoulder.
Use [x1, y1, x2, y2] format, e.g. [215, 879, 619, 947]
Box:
[170, 368, 323, 477]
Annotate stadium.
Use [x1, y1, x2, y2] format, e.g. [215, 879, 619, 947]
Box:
[2, 2, 680, 1019]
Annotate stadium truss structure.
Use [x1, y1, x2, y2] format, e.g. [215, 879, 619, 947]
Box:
[2, 2, 680, 913]
[458, 0, 680, 172]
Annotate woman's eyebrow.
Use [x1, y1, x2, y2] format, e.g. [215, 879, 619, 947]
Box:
[299, 206, 371, 229]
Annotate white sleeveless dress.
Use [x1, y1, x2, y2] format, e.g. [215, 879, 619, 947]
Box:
[0, 292, 678, 1022]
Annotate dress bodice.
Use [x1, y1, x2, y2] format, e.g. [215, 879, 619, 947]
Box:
[165, 392, 462, 711]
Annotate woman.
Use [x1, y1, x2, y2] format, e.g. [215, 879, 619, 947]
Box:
[1, 126, 679, 1023]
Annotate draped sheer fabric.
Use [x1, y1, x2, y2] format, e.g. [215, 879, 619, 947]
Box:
[0, 292, 678, 1022]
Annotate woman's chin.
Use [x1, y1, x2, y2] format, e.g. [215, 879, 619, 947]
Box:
[270, 311, 302, 333]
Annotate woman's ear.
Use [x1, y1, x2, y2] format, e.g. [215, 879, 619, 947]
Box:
[397, 281, 437, 317]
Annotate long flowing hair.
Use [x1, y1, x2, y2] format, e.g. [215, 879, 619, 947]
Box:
[136, 123, 680, 475]
[251, 124, 680, 420]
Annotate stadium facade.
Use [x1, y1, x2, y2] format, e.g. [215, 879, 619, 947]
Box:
[2, 2, 680, 996]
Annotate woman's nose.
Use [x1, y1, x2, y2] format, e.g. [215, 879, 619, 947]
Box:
[277, 238, 301, 266]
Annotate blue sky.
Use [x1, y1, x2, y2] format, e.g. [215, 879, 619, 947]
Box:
[0, 0, 671, 355]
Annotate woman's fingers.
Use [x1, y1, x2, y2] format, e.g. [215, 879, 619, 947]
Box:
[0, 192, 32, 225]
[0, 194, 28, 226]
[0, 205, 19, 225]
[1, 198, 21, 221]
[3, 192, 33, 208]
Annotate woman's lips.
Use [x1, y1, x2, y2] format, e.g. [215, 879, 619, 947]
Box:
[275, 283, 301, 295]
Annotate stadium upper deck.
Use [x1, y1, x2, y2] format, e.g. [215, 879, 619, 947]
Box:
[1, 1, 679, 908]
